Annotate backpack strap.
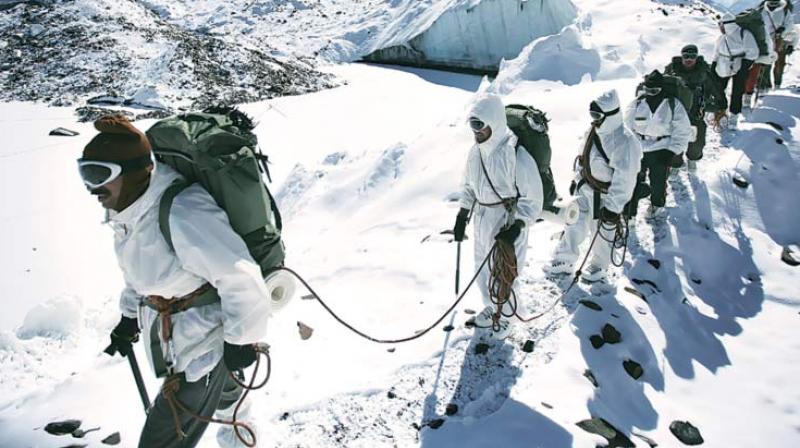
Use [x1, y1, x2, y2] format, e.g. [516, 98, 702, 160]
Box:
[590, 131, 611, 164]
[158, 180, 192, 252]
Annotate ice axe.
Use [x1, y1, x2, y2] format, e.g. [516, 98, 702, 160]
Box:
[104, 340, 151, 414]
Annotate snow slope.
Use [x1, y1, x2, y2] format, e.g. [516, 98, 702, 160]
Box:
[2, 0, 800, 447]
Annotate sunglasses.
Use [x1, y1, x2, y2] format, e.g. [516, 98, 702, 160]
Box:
[468, 118, 488, 132]
[77, 155, 152, 189]
[681, 52, 699, 60]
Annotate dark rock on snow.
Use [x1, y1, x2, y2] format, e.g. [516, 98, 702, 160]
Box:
[44, 420, 81, 436]
[623, 359, 644, 380]
[101, 432, 121, 445]
[670, 420, 704, 445]
[49, 127, 79, 136]
[601, 324, 622, 344]
[590, 335, 605, 349]
[583, 369, 599, 388]
[575, 418, 635, 447]
[579, 299, 602, 311]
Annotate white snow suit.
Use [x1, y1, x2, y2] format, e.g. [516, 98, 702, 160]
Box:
[625, 96, 693, 156]
[110, 163, 270, 382]
[763, 2, 798, 46]
[459, 94, 544, 315]
[714, 18, 762, 78]
[553, 90, 643, 270]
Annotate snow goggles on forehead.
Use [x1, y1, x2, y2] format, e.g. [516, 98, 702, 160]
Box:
[77, 155, 152, 188]
[468, 118, 488, 131]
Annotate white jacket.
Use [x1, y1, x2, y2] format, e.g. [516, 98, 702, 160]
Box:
[714, 21, 761, 77]
[110, 163, 270, 382]
[763, 2, 799, 46]
[625, 97, 692, 156]
[574, 90, 643, 214]
[459, 94, 543, 313]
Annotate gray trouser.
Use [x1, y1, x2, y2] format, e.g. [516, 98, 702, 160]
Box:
[138, 361, 242, 448]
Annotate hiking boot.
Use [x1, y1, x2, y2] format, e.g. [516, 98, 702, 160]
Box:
[547, 259, 574, 275]
[217, 400, 258, 447]
[581, 265, 607, 283]
[647, 205, 666, 220]
[687, 160, 698, 172]
[491, 317, 512, 340]
[474, 306, 496, 328]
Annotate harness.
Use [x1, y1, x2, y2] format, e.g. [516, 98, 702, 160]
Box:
[476, 140, 521, 228]
[142, 283, 221, 377]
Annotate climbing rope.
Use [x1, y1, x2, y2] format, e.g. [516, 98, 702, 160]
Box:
[161, 345, 270, 447]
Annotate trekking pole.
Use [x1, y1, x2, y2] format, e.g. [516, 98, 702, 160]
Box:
[105, 343, 151, 414]
[455, 241, 462, 296]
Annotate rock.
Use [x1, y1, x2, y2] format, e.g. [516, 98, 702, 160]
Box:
[624, 286, 648, 303]
[766, 121, 785, 131]
[474, 343, 490, 355]
[579, 299, 602, 311]
[101, 432, 121, 445]
[301, 294, 315, 300]
[428, 418, 445, 429]
[590, 335, 605, 349]
[732, 173, 749, 188]
[670, 420, 704, 445]
[445, 404, 458, 416]
[297, 321, 313, 340]
[279, 412, 290, 421]
[387, 347, 396, 353]
[58, 445, 87, 448]
[71, 427, 99, 438]
[632, 278, 661, 292]
[49, 127, 79, 136]
[44, 420, 81, 436]
[601, 324, 622, 344]
[442, 325, 454, 332]
[387, 390, 397, 399]
[541, 402, 553, 409]
[781, 245, 800, 266]
[690, 276, 702, 285]
[647, 259, 661, 269]
[28, 24, 45, 38]
[623, 359, 644, 380]
[464, 309, 476, 315]
[776, 137, 785, 144]
[521, 340, 535, 353]
[575, 418, 635, 447]
[632, 432, 659, 447]
[583, 369, 599, 388]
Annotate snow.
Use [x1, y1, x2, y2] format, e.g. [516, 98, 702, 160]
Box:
[2, 0, 800, 447]
[17, 296, 84, 340]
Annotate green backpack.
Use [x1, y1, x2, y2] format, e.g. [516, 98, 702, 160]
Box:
[146, 106, 285, 275]
[661, 74, 695, 115]
[736, 8, 770, 56]
[505, 105, 558, 213]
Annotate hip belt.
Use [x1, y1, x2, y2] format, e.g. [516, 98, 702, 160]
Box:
[636, 133, 668, 142]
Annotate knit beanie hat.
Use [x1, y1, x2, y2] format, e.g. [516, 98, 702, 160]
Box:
[82, 115, 153, 211]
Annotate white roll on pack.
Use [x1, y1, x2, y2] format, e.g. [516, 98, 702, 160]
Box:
[264, 270, 297, 314]
[540, 196, 580, 226]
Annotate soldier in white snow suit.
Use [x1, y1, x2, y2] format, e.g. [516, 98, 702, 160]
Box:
[452, 94, 543, 340]
[79, 115, 267, 448]
[625, 70, 692, 220]
[761, 0, 798, 88]
[548, 90, 643, 283]
[713, 13, 761, 128]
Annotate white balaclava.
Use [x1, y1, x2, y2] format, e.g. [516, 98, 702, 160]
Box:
[468, 94, 510, 151]
[592, 89, 623, 135]
[720, 13, 738, 34]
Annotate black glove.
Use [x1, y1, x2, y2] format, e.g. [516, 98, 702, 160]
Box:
[223, 342, 257, 372]
[104, 316, 139, 357]
[599, 207, 620, 224]
[453, 208, 470, 242]
[495, 220, 525, 245]
[787, 45, 795, 55]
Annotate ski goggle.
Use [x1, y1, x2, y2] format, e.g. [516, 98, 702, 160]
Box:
[77, 155, 152, 188]
[681, 51, 699, 61]
[766, 0, 782, 7]
[589, 110, 605, 122]
[468, 118, 488, 132]
[642, 86, 662, 96]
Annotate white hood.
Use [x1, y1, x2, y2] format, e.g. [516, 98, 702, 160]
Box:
[593, 89, 623, 136]
[468, 94, 513, 152]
